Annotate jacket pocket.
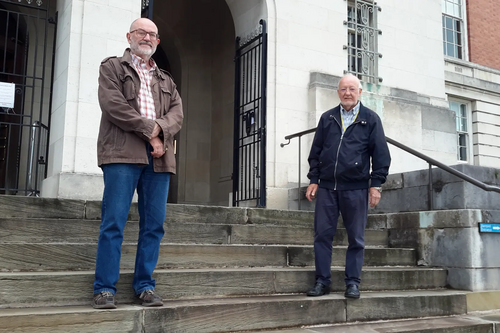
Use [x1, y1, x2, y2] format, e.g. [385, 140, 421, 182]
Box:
[337, 155, 364, 181]
[160, 87, 172, 115]
[119, 74, 136, 100]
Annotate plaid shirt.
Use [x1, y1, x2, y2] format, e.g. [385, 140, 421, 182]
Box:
[131, 53, 157, 120]
[340, 102, 360, 134]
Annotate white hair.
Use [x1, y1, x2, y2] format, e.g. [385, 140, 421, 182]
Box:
[340, 73, 362, 89]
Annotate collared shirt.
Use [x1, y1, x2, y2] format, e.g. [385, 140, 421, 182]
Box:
[340, 101, 360, 133]
[131, 53, 157, 120]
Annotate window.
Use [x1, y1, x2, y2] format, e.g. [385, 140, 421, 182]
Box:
[442, 0, 464, 59]
[345, 0, 382, 83]
[449, 100, 470, 162]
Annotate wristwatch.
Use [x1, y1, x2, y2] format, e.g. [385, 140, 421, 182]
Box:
[373, 187, 382, 193]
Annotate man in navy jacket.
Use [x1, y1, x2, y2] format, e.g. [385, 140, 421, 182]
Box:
[305, 74, 391, 298]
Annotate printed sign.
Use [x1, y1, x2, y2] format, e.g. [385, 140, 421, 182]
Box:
[0, 82, 15, 109]
[479, 223, 500, 233]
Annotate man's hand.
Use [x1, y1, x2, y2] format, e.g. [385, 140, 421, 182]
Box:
[305, 184, 318, 202]
[149, 136, 165, 158]
[369, 187, 381, 207]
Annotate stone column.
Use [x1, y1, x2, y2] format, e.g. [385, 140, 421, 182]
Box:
[42, 0, 140, 199]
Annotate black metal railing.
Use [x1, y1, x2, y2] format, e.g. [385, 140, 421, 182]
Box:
[0, 0, 56, 195]
[281, 127, 500, 210]
[232, 20, 268, 207]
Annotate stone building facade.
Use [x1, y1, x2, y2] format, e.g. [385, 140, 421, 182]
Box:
[0, 0, 498, 209]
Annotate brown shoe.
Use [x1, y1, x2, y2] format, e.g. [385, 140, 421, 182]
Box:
[135, 289, 163, 307]
[92, 291, 117, 309]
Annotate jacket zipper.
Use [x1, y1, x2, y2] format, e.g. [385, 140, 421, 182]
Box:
[333, 118, 362, 190]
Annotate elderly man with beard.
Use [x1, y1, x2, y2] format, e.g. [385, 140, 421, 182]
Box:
[92, 18, 183, 309]
[305, 74, 390, 299]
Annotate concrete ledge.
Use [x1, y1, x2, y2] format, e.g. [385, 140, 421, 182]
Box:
[41, 172, 103, 200]
[467, 290, 500, 312]
[387, 208, 500, 291]
[373, 165, 500, 214]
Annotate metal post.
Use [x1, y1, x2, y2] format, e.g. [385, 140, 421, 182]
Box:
[428, 163, 433, 211]
[45, 12, 58, 179]
[258, 19, 267, 208]
[27, 122, 38, 195]
[298, 136, 301, 210]
[232, 37, 242, 207]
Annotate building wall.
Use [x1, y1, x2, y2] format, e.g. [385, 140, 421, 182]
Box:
[445, 58, 500, 168]
[267, 0, 457, 208]
[40, 0, 499, 208]
[42, 0, 269, 203]
[466, 0, 500, 70]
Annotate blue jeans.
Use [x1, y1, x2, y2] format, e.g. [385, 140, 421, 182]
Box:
[93, 151, 170, 295]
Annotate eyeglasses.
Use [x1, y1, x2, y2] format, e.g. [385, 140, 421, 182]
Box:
[130, 29, 160, 40]
[339, 87, 359, 93]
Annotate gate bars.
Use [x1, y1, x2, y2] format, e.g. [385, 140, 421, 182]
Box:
[0, 0, 56, 195]
[232, 20, 268, 207]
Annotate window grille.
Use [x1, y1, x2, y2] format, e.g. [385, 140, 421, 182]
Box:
[442, 0, 463, 59]
[449, 101, 469, 162]
[344, 0, 382, 83]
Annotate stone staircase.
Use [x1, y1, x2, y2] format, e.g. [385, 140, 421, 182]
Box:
[0, 195, 499, 332]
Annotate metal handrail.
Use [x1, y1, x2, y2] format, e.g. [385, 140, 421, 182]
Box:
[281, 127, 500, 210]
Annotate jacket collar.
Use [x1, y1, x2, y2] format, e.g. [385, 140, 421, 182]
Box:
[330, 102, 368, 124]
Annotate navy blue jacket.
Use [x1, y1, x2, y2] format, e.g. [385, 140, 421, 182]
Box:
[307, 103, 391, 190]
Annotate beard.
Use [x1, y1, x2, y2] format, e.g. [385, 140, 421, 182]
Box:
[341, 99, 358, 110]
[131, 41, 157, 58]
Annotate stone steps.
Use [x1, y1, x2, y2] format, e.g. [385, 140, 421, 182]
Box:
[0, 196, 389, 229]
[257, 314, 500, 333]
[0, 291, 467, 333]
[0, 218, 388, 246]
[0, 195, 472, 332]
[0, 267, 447, 308]
[0, 243, 416, 271]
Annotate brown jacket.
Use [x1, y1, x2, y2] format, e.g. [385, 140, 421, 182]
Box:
[97, 49, 183, 173]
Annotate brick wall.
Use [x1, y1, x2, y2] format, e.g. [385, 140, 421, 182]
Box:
[466, 0, 500, 70]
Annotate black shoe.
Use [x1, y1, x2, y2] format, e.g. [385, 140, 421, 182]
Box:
[344, 284, 360, 299]
[135, 289, 164, 307]
[306, 282, 330, 297]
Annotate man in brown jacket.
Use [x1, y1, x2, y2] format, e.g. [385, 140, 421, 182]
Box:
[92, 18, 183, 309]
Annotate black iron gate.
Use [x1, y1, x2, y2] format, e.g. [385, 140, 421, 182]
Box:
[0, 0, 56, 195]
[232, 20, 268, 207]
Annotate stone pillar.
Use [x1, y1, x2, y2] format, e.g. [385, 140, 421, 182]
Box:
[42, 0, 140, 199]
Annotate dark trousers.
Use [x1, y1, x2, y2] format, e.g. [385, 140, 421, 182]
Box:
[313, 187, 368, 287]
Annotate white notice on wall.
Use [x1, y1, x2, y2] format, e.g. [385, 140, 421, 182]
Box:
[0, 82, 15, 109]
